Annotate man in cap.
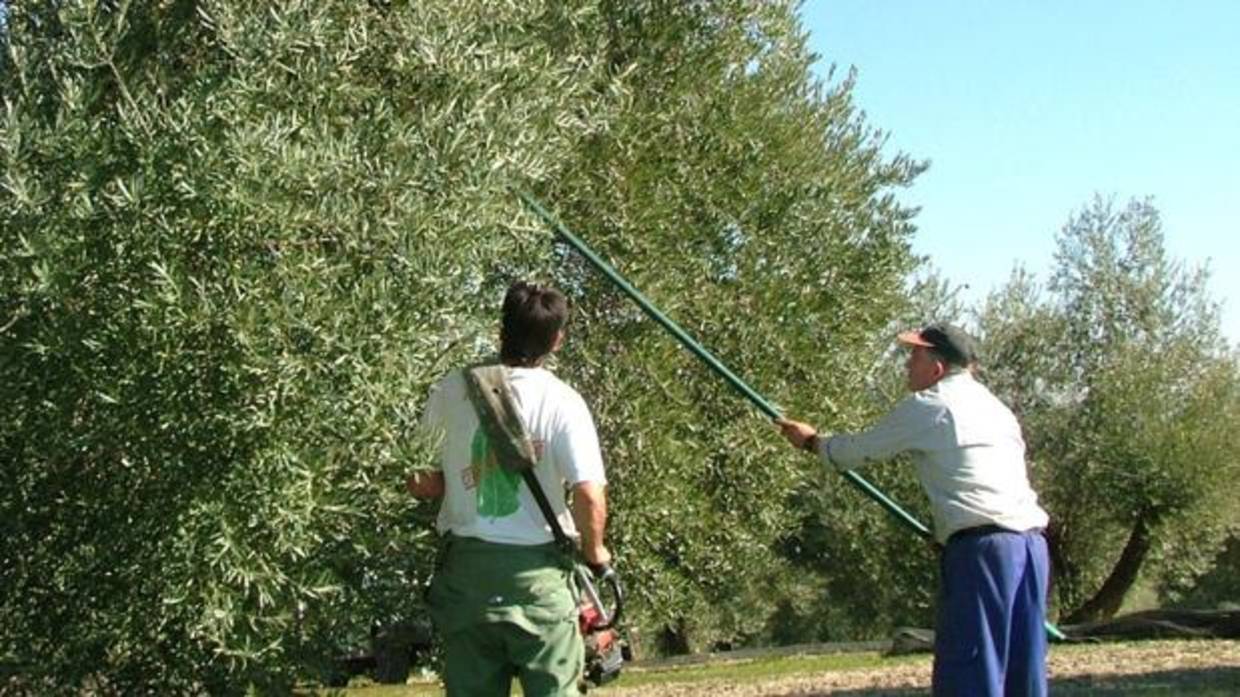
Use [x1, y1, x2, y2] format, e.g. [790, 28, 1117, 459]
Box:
[777, 323, 1050, 697]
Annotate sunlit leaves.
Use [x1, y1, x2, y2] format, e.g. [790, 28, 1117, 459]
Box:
[2, 1, 933, 685]
[1, 0, 622, 691]
[539, 0, 926, 650]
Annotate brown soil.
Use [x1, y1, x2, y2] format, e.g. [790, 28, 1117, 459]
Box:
[601, 640, 1240, 696]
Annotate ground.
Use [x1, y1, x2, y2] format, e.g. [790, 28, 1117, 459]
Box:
[597, 640, 1240, 696]
[337, 639, 1240, 695]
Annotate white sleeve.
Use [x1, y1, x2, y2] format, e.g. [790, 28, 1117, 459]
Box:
[823, 394, 942, 471]
[418, 377, 451, 470]
[551, 391, 607, 486]
[420, 378, 445, 431]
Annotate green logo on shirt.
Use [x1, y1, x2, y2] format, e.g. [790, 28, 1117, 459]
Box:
[470, 427, 520, 518]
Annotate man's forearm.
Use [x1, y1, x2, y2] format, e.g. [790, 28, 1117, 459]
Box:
[571, 481, 610, 566]
[407, 471, 444, 498]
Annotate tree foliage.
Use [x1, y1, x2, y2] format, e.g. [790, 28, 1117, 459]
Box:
[533, 1, 927, 650]
[2, 0, 927, 689]
[977, 197, 1240, 623]
[2, 1, 624, 691]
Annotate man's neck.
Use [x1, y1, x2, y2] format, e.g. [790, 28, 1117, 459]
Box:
[940, 367, 971, 383]
[502, 358, 544, 369]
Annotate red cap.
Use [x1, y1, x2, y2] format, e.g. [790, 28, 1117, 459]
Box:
[896, 330, 935, 348]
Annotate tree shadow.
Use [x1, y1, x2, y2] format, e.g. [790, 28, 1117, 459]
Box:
[796, 665, 1240, 696]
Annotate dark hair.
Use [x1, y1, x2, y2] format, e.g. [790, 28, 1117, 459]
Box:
[500, 281, 569, 365]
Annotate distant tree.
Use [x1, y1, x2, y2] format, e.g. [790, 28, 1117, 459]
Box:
[1165, 534, 1240, 609]
[977, 196, 1240, 623]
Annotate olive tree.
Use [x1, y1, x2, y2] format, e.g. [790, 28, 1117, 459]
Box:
[2, 2, 932, 689]
[1, 1, 622, 691]
[538, 1, 927, 650]
[977, 196, 1240, 623]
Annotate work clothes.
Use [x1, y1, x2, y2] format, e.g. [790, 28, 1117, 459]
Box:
[810, 369, 1050, 697]
[935, 527, 1049, 697]
[421, 363, 606, 696]
[814, 370, 1048, 545]
[422, 365, 606, 545]
[429, 536, 583, 697]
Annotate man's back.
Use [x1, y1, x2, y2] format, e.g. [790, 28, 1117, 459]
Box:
[415, 281, 609, 696]
[423, 365, 605, 546]
[906, 372, 1048, 541]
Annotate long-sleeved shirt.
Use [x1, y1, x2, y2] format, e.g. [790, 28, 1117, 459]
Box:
[814, 371, 1048, 544]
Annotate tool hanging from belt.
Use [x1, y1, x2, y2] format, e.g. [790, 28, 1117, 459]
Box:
[462, 363, 628, 690]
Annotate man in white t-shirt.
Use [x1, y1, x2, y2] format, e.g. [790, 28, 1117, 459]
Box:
[408, 281, 609, 697]
[777, 323, 1050, 697]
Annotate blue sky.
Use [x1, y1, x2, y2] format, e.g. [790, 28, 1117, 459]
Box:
[801, 1, 1240, 343]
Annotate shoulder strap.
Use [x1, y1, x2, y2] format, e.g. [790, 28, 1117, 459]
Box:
[463, 364, 572, 549]
[463, 364, 539, 473]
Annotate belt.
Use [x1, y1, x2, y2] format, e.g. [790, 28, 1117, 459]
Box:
[947, 524, 1044, 544]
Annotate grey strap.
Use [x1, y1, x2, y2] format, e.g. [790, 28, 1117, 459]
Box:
[463, 364, 571, 549]
[462, 364, 538, 473]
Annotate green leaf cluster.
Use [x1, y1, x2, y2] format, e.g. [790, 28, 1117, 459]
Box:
[2, 0, 624, 691]
[530, 1, 926, 652]
[1, 0, 927, 688]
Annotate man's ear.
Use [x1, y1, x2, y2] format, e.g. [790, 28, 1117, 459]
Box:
[551, 329, 566, 353]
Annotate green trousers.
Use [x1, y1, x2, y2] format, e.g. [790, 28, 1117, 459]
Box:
[428, 535, 583, 697]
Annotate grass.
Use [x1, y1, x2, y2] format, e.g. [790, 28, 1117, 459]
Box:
[319, 654, 907, 689]
[594, 651, 922, 690]
[320, 652, 913, 695]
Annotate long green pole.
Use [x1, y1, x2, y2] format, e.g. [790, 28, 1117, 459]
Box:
[516, 190, 1065, 641]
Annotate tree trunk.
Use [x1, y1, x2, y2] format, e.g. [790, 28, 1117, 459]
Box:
[1063, 515, 1154, 624]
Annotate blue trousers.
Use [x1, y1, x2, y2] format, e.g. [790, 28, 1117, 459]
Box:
[933, 528, 1049, 697]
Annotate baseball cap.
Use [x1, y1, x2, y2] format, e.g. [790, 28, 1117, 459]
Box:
[896, 323, 977, 368]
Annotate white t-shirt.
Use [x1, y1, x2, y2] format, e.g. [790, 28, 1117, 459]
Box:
[818, 371, 1049, 544]
[421, 365, 607, 545]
